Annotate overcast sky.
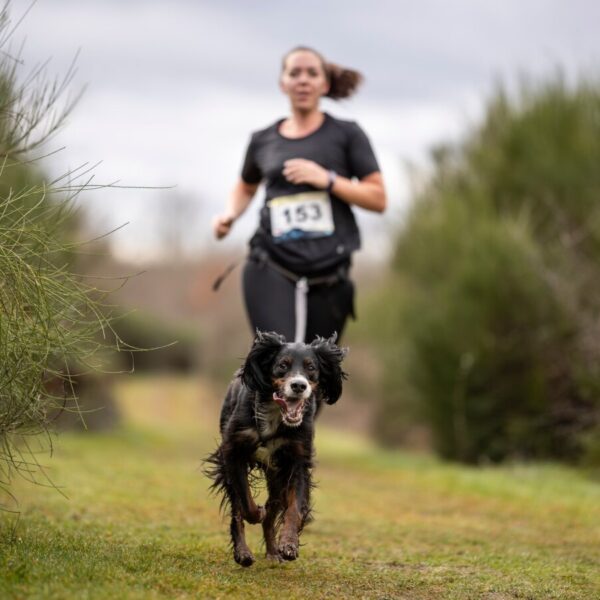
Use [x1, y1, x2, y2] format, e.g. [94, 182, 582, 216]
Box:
[14, 0, 600, 261]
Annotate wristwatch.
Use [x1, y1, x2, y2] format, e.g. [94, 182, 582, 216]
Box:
[326, 170, 337, 192]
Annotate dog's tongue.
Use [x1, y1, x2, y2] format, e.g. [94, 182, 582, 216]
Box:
[272, 393, 287, 410]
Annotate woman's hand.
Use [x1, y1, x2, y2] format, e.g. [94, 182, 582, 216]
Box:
[283, 159, 329, 188]
[213, 179, 259, 240]
[212, 212, 236, 239]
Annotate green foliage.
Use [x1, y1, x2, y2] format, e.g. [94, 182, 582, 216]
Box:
[0, 193, 110, 423]
[373, 75, 600, 462]
[0, 5, 115, 495]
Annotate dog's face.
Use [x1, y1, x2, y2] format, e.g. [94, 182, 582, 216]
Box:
[241, 331, 347, 428]
[271, 344, 320, 427]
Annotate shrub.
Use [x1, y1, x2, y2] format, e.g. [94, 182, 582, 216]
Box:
[372, 76, 600, 463]
[0, 6, 115, 495]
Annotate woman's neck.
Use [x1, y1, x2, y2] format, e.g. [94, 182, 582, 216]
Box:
[280, 110, 325, 139]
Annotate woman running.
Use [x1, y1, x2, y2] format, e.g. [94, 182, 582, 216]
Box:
[213, 46, 386, 343]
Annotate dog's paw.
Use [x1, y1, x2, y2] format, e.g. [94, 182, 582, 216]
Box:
[278, 541, 299, 561]
[234, 548, 255, 567]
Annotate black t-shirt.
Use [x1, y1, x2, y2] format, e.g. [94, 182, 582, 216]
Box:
[241, 112, 380, 276]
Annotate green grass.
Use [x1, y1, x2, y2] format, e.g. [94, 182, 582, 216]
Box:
[1, 377, 599, 599]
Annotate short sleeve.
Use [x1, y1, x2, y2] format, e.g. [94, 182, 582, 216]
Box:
[241, 133, 262, 184]
[347, 123, 380, 179]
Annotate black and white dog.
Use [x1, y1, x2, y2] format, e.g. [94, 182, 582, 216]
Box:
[205, 330, 347, 567]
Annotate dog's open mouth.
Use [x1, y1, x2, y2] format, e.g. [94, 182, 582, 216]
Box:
[272, 392, 305, 427]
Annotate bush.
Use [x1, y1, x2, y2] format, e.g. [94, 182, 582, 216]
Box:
[0, 6, 116, 494]
[372, 76, 600, 463]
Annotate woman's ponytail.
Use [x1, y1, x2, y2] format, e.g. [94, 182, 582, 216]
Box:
[324, 62, 363, 99]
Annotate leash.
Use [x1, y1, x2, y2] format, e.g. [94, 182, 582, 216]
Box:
[294, 277, 309, 344]
[212, 259, 243, 292]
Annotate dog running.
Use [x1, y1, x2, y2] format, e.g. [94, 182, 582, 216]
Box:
[204, 330, 347, 566]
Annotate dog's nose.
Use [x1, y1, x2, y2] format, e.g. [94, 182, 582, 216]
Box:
[291, 380, 307, 394]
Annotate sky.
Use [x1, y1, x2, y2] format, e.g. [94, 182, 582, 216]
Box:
[13, 0, 600, 262]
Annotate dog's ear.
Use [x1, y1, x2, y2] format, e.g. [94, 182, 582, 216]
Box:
[311, 333, 348, 405]
[240, 330, 286, 394]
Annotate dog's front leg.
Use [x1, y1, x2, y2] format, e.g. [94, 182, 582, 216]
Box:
[230, 500, 255, 567]
[262, 472, 283, 561]
[224, 448, 266, 525]
[225, 457, 264, 568]
[278, 463, 311, 561]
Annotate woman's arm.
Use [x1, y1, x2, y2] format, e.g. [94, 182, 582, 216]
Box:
[282, 159, 386, 213]
[329, 171, 386, 213]
[213, 179, 259, 239]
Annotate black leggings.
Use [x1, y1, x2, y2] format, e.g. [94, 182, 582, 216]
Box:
[242, 258, 355, 344]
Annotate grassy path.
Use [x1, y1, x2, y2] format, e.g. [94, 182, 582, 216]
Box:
[1, 377, 599, 599]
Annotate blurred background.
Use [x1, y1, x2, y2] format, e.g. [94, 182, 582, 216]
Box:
[7, 0, 600, 466]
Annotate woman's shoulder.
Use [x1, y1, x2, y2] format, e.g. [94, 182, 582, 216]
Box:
[324, 112, 366, 138]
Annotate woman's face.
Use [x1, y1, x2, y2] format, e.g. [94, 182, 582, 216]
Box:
[280, 50, 330, 112]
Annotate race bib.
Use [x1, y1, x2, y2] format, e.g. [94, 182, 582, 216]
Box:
[269, 191, 335, 243]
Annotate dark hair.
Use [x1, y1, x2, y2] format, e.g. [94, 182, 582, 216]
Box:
[281, 46, 364, 100]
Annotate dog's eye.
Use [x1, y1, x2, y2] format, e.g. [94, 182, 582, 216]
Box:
[278, 361, 289, 370]
[306, 364, 315, 372]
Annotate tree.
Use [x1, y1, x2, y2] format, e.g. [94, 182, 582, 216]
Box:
[372, 75, 600, 463]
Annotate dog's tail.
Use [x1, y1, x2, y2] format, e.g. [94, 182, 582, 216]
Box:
[202, 446, 231, 515]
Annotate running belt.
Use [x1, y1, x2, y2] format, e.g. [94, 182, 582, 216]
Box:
[213, 250, 347, 343]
